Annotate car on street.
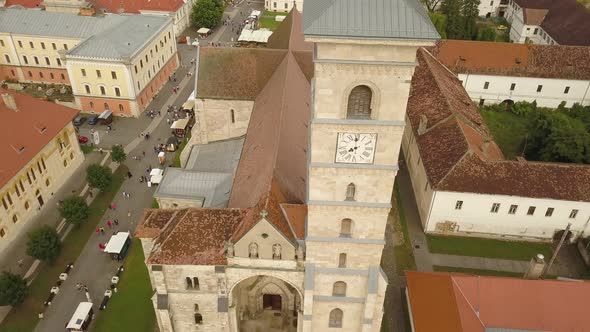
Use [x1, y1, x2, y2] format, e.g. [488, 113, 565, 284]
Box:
[73, 115, 86, 126]
[78, 136, 88, 144]
[87, 116, 99, 125]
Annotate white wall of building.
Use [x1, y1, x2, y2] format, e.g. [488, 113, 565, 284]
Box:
[426, 190, 590, 240]
[506, 0, 557, 45]
[459, 73, 590, 107]
[264, 0, 304, 12]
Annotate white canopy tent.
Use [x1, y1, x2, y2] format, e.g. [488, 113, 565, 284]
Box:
[197, 27, 210, 34]
[249, 10, 261, 18]
[238, 29, 273, 43]
[150, 168, 164, 184]
[170, 118, 189, 130]
[104, 232, 130, 254]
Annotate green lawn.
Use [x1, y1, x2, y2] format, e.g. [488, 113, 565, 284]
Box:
[171, 131, 191, 168]
[92, 239, 156, 332]
[0, 166, 127, 332]
[259, 11, 285, 30]
[433, 265, 524, 278]
[392, 184, 417, 276]
[426, 234, 552, 261]
[480, 109, 530, 159]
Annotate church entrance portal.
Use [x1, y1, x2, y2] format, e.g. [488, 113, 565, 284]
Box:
[231, 275, 301, 332]
[263, 294, 282, 311]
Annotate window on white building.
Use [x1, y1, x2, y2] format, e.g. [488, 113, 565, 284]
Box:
[99, 86, 106, 96]
[491, 203, 500, 213]
[4, 54, 10, 64]
[84, 85, 91, 94]
[186, 277, 193, 289]
[33, 56, 39, 65]
[545, 207, 554, 217]
[536, 85, 543, 92]
[510, 83, 516, 91]
[29, 41, 34, 49]
[534, 28, 538, 34]
[508, 205, 518, 214]
[479, 99, 485, 106]
[114, 87, 121, 97]
[193, 277, 200, 290]
[45, 57, 50, 66]
[527, 206, 536, 215]
[273, 1, 277, 8]
[564, 86, 570, 94]
[569, 209, 579, 219]
[455, 200, 463, 210]
[484, 82, 490, 89]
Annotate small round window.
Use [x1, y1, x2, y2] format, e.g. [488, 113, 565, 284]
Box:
[261, 233, 269, 239]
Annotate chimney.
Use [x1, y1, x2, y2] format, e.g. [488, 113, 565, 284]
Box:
[417, 115, 428, 135]
[1, 93, 18, 112]
[523, 254, 546, 279]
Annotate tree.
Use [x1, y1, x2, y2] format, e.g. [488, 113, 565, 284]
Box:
[462, 0, 481, 39]
[59, 196, 89, 226]
[190, 0, 224, 29]
[429, 12, 448, 39]
[111, 145, 126, 164]
[441, 0, 464, 39]
[26, 225, 61, 262]
[86, 164, 113, 192]
[477, 26, 496, 41]
[423, 0, 443, 11]
[0, 271, 27, 306]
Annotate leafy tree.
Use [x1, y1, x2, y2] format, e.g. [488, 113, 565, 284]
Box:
[190, 0, 224, 29]
[566, 103, 590, 131]
[477, 26, 496, 41]
[0, 271, 27, 306]
[429, 12, 448, 39]
[26, 225, 61, 262]
[423, 0, 444, 11]
[526, 110, 590, 164]
[86, 164, 113, 192]
[111, 145, 126, 164]
[59, 196, 89, 226]
[462, 0, 481, 39]
[441, 0, 464, 39]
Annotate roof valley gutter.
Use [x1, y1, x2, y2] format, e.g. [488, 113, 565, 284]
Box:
[194, 45, 201, 97]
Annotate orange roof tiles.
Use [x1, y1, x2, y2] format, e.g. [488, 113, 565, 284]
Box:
[432, 40, 590, 80]
[4, 0, 43, 7]
[407, 271, 590, 332]
[408, 48, 590, 202]
[280, 203, 306, 240]
[0, 90, 79, 189]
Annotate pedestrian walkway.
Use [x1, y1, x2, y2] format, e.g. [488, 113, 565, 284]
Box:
[396, 157, 576, 278]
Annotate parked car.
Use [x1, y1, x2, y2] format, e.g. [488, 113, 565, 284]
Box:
[78, 136, 88, 144]
[87, 116, 99, 125]
[73, 115, 86, 126]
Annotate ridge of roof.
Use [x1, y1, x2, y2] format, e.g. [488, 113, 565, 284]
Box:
[267, 8, 312, 52]
[409, 48, 590, 202]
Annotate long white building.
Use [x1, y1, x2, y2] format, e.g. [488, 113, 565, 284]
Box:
[402, 48, 590, 242]
[430, 40, 590, 108]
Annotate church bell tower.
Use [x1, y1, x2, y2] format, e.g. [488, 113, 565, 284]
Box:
[301, 1, 439, 331]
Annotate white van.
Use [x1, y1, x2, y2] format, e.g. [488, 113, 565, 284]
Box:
[66, 302, 94, 331]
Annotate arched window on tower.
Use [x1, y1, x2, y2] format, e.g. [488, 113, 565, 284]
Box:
[332, 281, 347, 296]
[338, 253, 347, 268]
[345, 183, 356, 201]
[347, 85, 372, 119]
[329, 308, 343, 328]
[340, 218, 352, 238]
[194, 303, 203, 324]
[193, 277, 200, 290]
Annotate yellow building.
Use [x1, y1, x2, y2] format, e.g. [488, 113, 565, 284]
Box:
[0, 9, 178, 117]
[0, 90, 84, 254]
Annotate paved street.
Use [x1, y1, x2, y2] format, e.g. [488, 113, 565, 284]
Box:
[33, 58, 197, 331]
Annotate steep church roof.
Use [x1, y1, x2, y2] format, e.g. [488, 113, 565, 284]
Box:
[302, 0, 439, 40]
[407, 48, 590, 202]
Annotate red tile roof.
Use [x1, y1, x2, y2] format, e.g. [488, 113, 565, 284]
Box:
[407, 271, 590, 332]
[408, 48, 590, 202]
[136, 208, 246, 265]
[3, 0, 43, 7]
[431, 40, 590, 80]
[514, 0, 590, 46]
[0, 90, 79, 189]
[523, 7, 548, 25]
[280, 203, 306, 240]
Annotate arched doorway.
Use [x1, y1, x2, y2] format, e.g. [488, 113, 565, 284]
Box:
[553, 229, 573, 242]
[230, 275, 301, 332]
[500, 99, 514, 111]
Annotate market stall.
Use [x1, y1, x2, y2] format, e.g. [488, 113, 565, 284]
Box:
[150, 168, 164, 185]
[103, 232, 131, 261]
[171, 118, 190, 138]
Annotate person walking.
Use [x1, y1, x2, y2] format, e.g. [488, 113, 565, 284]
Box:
[107, 220, 113, 228]
[114, 218, 119, 226]
[100, 227, 105, 235]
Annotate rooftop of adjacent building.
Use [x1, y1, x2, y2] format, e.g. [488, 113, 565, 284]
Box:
[0, 7, 171, 60]
[407, 47, 590, 202]
[431, 40, 590, 80]
[1, 0, 185, 13]
[0, 90, 79, 189]
[512, 0, 590, 46]
[406, 271, 590, 331]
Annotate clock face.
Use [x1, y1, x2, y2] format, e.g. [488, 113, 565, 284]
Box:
[335, 133, 377, 164]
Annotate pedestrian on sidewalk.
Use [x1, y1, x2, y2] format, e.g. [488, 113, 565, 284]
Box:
[96, 228, 100, 235]
[127, 171, 133, 178]
[126, 192, 131, 199]
[98, 243, 105, 250]
[100, 227, 105, 235]
[122, 191, 126, 198]
[114, 218, 119, 226]
[127, 209, 132, 218]
[107, 220, 113, 228]
[111, 203, 116, 210]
